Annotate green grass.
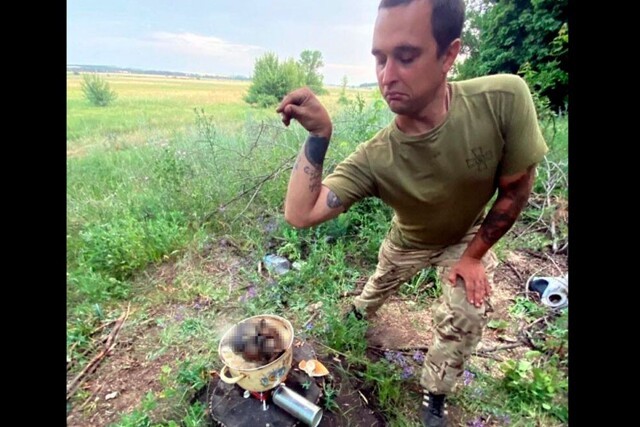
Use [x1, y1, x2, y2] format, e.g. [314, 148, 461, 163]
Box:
[67, 73, 568, 426]
[67, 73, 370, 157]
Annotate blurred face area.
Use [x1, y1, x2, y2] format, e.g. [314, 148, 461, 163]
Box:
[372, 0, 458, 117]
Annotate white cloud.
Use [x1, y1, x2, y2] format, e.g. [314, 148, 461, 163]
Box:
[148, 32, 264, 58]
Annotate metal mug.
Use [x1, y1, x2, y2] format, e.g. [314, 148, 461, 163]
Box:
[272, 384, 323, 427]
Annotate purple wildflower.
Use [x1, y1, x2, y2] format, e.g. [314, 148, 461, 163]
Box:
[467, 417, 486, 427]
[395, 354, 407, 367]
[463, 370, 476, 386]
[384, 351, 408, 367]
[305, 323, 314, 330]
[413, 350, 425, 363]
[239, 286, 258, 302]
[401, 366, 414, 379]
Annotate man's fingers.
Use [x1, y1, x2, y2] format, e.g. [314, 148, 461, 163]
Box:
[465, 281, 474, 305]
[470, 280, 490, 308]
[277, 89, 310, 113]
[448, 272, 457, 286]
[475, 282, 484, 307]
[285, 104, 302, 119]
[280, 104, 304, 127]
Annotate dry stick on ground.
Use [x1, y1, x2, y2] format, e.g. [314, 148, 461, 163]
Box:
[521, 249, 548, 261]
[543, 252, 565, 276]
[315, 341, 350, 359]
[474, 352, 505, 362]
[67, 303, 131, 401]
[476, 342, 525, 354]
[90, 319, 118, 337]
[339, 290, 363, 298]
[367, 346, 430, 355]
[503, 260, 524, 283]
[78, 383, 105, 411]
[304, 311, 320, 330]
[67, 319, 119, 370]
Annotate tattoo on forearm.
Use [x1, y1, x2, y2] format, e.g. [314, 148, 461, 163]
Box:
[304, 135, 329, 167]
[303, 165, 322, 193]
[326, 190, 343, 208]
[480, 210, 517, 244]
[480, 166, 535, 246]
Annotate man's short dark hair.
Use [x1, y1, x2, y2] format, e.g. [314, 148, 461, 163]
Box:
[378, 0, 465, 58]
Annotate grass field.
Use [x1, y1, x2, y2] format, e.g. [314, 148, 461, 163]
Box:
[67, 73, 369, 157]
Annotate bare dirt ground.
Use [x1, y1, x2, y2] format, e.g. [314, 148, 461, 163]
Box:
[66, 246, 567, 427]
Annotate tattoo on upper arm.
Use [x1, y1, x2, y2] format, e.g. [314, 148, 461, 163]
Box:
[326, 190, 343, 209]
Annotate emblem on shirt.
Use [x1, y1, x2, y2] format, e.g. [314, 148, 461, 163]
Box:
[466, 148, 493, 171]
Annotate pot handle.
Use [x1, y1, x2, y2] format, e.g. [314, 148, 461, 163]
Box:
[219, 365, 246, 384]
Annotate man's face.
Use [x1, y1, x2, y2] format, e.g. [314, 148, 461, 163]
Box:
[372, 0, 449, 116]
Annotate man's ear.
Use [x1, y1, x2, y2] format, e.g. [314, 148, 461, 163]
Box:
[442, 38, 461, 75]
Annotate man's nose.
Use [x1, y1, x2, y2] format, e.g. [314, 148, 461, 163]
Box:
[381, 59, 399, 86]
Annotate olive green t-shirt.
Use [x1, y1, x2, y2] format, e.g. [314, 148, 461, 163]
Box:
[323, 74, 549, 249]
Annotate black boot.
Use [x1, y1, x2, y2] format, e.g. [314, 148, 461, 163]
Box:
[421, 391, 447, 427]
[342, 304, 365, 321]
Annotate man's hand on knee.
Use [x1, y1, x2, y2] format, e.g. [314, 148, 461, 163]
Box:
[447, 257, 491, 308]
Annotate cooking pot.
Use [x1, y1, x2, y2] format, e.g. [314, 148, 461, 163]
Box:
[218, 314, 294, 392]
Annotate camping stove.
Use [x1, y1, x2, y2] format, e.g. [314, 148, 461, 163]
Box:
[245, 388, 273, 411]
[207, 340, 323, 427]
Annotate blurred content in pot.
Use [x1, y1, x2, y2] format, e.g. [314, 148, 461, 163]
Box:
[231, 318, 286, 364]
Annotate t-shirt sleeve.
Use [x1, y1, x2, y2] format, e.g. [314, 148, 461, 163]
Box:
[322, 143, 377, 210]
[500, 75, 549, 176]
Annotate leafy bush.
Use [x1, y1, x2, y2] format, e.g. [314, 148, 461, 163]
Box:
[244, 50, 327, 107]
[499, 356, 568, 421]
[77, 211, 187, 280]
[81, 73, 117, 107]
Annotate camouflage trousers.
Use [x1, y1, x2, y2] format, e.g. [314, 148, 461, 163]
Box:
[353, 225, 498, 394]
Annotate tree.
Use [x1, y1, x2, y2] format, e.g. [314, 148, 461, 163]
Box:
[245, 51, 328, 107]
[298, 50, 328, 95]
[245, 52, 303, 107]
[81, 73, 117, 107]
[455, 0, 568, 110]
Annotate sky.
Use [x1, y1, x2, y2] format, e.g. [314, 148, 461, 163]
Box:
[67, 0, 381, 86]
